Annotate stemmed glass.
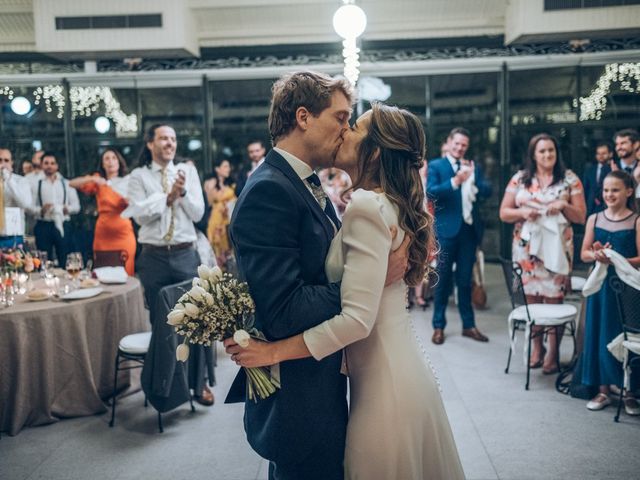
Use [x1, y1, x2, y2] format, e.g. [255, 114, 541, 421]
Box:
[65, 252, 83, 289]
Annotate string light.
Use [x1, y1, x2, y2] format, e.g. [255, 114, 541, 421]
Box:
[574, 62, 640, 121]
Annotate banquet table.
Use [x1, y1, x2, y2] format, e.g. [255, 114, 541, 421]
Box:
[0, 277, 148, 436]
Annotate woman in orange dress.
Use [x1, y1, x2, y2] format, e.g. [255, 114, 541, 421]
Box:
[70, 148, 136, 275]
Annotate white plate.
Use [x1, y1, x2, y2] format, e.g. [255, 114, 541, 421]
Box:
[60, 287, 104, 300]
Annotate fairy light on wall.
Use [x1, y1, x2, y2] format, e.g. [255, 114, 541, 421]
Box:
[574, 62, 640, 121]
[333, 0, 367, 85]
[33, 85, 66, 119]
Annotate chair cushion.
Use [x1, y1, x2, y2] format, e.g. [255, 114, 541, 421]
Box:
[510, 303, 577, 325]
[570, 276, 587, 292]
[622, 340, 640, 356]
[119, 332, 151, 354]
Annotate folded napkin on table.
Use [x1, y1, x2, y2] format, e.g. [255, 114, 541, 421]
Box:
[94, 266, 128, 284]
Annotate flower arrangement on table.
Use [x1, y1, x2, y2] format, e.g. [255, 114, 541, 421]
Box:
[0, 249, 41, 274]
[167, 265, 280, 402]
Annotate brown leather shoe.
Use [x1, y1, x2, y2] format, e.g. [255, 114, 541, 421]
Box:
[195, 385, 214, 406]
[462, 327, 489, 342]
[431, 328, 445, 345]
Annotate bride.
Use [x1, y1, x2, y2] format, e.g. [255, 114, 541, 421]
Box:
[225, 103, 464, 480]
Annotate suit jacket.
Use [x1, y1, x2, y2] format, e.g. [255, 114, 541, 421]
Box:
[141, 280, 215, 413]
[227, 150, 347, 465]
[426, 157, 492, 242]
[583, 162, 610, 216]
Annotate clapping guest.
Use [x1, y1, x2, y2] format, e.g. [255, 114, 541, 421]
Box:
[69, 148, 135, 275]
[125, 124, 213, 405]
[0, 147, 34, 248]
[578, 170, 640, 414]
[27, 152, 80, 266]
[205, 159, 236, 268]
[612, 129, 639, 175]
[499, 133, 586, 374]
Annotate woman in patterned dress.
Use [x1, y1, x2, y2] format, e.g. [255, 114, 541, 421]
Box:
[499, 134, 586, 374]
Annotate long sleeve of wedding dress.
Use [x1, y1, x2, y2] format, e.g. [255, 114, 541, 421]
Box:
[303, 190, 393, 360]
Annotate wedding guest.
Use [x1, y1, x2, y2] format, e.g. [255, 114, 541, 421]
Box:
[27, 152, 80, 266]
[499, 133, 586, 374]
[125, 124, 213, 406]
[247, 140, 266, 176]
[204, 159, 236, 268]
[21, 160, 33, 176]
[577, 170, 640, 414]
[427, 127, 492, 345]
[583, 142, 613, 216]
[25, 150, 44, 184]
[69, 148, 135, 275]
[0, 147, 33, 248]
[612, 129, 639, 175]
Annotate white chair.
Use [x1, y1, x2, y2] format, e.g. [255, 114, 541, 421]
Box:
[500, 259, 578, 390]
[108, 332, 165, 432]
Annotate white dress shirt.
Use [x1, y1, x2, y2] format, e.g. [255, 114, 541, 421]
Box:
[273, 147, 318, 200]
[447, 154, 476, 225]
[124, 160, 204, 246]
[28, 173, 80, 222]
[1, 170, 33, 236]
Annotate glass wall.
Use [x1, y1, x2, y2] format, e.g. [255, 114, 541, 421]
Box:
[0, 62, 638, 258]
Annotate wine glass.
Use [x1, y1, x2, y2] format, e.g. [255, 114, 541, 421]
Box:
[65, 252, 83, 289]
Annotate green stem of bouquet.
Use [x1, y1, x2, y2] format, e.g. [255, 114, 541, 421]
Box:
[245, 366, 279, 402]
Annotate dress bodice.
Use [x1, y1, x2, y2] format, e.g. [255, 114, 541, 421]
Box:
[593, 211, 638, 259]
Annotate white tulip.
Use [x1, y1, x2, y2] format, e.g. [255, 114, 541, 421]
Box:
[197, 265, 211, 281]
[184, 302, 200, 317]
[176, 343, 190, 362]
[189, 285, 206, 302]
[233, 329, 251, 348]
[203, 292, 214, 305]
[210, 266, 223, 282]
[167, 309, 186, 325]
[192, 277, 202, 288]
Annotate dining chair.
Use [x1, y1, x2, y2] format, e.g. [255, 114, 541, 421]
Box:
[500, 259, 578, 390]
[93, 250, 128, 269]
[610, 276, 640, 423]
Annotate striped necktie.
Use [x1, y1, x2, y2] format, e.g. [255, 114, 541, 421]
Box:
[306, 173, 341, 230]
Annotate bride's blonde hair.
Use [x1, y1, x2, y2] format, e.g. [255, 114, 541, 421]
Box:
[349, 103, 434, 286]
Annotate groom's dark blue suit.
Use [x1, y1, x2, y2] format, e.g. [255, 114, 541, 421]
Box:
[228, 150, 347, 480]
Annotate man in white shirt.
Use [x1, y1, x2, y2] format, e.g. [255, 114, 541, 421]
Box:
[28, 152, 80, 266]
[126, 124, 212, 405]
[247, 140, 266, 175]
[0, 147, 34, 248]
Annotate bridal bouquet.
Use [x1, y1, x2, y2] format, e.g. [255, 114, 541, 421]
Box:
[167, 265, 280, 401]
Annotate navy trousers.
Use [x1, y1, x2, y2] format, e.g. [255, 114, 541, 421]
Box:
[34, 220, 74, 267]
[136, 245, 201, 325]
[432, 223, 478, 330]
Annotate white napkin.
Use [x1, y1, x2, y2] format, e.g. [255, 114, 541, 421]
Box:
[582, 248, 640, 297]
[520, 212, 569, 275]
[51, 205, 65, 237]
[94, 266, 128, 284]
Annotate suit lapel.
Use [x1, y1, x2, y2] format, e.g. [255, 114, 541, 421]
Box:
[265, 151, 336, 241]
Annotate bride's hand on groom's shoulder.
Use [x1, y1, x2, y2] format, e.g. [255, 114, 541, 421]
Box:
[385, 228, 410, 286]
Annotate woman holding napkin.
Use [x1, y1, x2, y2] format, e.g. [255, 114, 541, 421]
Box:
[499, 134, 586, 374]
[70, 148, 135, 275]
[578, 170, 640, 414]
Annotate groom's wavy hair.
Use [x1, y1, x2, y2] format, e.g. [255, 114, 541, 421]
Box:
[349, 103, 435, 286]
[268, 71, 354, 145]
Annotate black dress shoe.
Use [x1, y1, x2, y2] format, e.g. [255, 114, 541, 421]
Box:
[431, 328, 445, 345]
[462, 327, 489, 342]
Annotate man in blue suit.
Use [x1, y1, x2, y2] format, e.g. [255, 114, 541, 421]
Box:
[582, 141, 613, 217]
[226, 71, 406, 480]
[427, 127, 492, 345]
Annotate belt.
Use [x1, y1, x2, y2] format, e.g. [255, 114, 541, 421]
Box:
[141, 242, 193, 252]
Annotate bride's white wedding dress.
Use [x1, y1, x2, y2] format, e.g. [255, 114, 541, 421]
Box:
[303, 189, 465, 480]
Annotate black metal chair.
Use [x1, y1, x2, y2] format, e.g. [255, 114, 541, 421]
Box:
[500, 258, 578, 390]
[108, 331, 195, 433]
[610, 276, 640, 422]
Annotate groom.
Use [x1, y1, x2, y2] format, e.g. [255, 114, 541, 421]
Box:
[226, 71, 406, 480]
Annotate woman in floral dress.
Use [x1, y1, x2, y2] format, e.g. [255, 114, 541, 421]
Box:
[500, 133, 586, 373]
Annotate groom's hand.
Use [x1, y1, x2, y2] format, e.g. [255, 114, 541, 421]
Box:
[385, 227, 410, 286]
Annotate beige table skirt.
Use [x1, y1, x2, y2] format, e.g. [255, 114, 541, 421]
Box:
[0, 277, 148, 435]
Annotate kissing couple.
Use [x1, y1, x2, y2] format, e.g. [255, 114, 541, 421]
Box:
[224, 71, 464, 480]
